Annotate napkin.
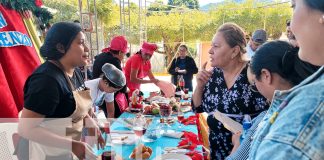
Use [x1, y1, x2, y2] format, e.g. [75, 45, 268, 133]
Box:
[111, 132, 136, 145]
[162, 130, 184, 139]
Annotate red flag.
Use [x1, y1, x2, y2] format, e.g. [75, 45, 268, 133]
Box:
[0, 5, 41, 118]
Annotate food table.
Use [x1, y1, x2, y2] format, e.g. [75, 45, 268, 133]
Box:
[96, 111, 202, 160]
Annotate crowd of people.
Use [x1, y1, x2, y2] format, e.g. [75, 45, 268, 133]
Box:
[15, 0, 323, 159]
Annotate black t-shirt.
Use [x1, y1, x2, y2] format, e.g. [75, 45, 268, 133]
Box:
[24, 61, 85, 118]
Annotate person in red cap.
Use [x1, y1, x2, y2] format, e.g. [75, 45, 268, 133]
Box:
[124, 42, 160, 98]
[92, 35, 129, 118]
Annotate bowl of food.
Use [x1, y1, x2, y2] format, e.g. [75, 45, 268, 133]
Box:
[129, 144, 153, 159]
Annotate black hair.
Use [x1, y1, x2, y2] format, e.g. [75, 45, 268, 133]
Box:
[179, 44, 188, 51]
[135, 50, 142, 55]
[126, 52, 131, 58]
[40, 22, 82, 60]
[250, 40, 319, 86]
[109, 49, 120, 55]
[39, 24, 46, 31]
[73, 20, 80, 23]
[102, 75, 123, 89]
[304, 0, 324, 13]
[286, 20, 291, 27]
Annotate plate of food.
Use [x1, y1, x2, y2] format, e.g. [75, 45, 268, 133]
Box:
[129, 144, 153, 160]
[170, 103, 191, 114]
[143, 105, 160, 115]
[155, 153, 191, 160]
[180, 101, 191, 107]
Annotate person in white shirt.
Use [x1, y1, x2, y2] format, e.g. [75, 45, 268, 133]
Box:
[246, 29, 267, 58]
[85, 63, 126, 118]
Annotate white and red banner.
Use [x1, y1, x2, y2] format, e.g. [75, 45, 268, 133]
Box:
[0, 5, 41, 118]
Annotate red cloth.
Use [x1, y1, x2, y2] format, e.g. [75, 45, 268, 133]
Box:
[101, 36, 128, 53]
[0, 5, 41, 118]
[177, 131, 202, 151]
[186, 150, 204, 160]
[180, 115, 197, 125]
[124, 54, 151, 97]
[115, 93, 129, 113]
[141, 42, 157, 55]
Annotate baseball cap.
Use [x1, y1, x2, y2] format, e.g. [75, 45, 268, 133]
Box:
[252, 29, 267, 44]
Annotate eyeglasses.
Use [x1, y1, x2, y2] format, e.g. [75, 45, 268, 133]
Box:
[249, 82, 258, 92]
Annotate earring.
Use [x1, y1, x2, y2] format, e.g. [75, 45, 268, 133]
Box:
[319, 15, 324, 24]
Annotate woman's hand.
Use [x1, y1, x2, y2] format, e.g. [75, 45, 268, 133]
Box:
[72, 141, 97, 159]
[230, 132, 241, 154]
[175, 67, 180, 72]
[151, 78, 159, 84]
[84, 115, 105, 149]
[96, 128, 106, 149]
[196, 62, 212, 89]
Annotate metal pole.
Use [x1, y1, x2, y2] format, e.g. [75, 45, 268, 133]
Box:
[87, 0, 93, 58]
[139, 0, 142, 44]
[128, 0, 131, 53]
[182, 11, 184, 42]
[119, 0, 122, 35]
[78, 0, 82, 24]
[144, 0, 147, 41]
[94, 0, 99, 57]
[263, 9, 267, 30]
[123, 0, 126, 35]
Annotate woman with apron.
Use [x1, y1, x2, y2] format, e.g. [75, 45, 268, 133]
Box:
[17, 22, 103, 159]
[124, 42, 160, 98]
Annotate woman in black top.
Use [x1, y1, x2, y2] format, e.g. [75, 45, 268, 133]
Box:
[92, 36, 128, 118]
[168, 44, 198, 91]
[18, 22, 103, 159]
[192, 23, 268, 159]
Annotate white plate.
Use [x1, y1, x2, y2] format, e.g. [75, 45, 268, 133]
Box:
[155, 153, 191, 160]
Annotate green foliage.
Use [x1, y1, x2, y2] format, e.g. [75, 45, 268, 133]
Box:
[148, 0, 169, 12]
[43, 0, 292, 67]
[1, 0, 53, 25]
[168, 0, 199, 9]
[43, 0, 79, 23]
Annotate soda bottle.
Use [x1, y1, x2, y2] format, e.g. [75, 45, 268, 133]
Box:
[240, 114, 252, 142]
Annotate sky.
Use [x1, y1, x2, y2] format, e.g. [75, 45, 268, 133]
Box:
[199, 0, 223, 6]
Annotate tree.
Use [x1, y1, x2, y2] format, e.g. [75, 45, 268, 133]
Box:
[168, 0, 199, 9]
[44, 0, 292, 69]
[148, 0, 169, 12]
[43, 0, 79, 23]
[147, 9, 211, 65]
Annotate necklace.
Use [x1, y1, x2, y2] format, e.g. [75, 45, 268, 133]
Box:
[224, 62, 247, 89]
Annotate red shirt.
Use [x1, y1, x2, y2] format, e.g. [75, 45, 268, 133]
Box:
[124, 54, 151, 91]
